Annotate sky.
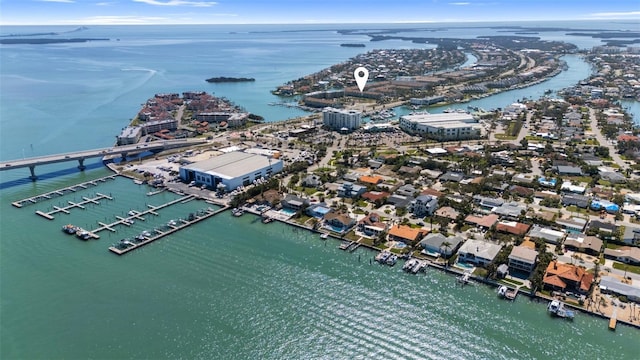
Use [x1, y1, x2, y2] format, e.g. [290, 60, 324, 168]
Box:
[0, 0, 638, 26]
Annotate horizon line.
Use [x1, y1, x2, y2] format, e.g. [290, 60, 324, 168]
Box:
[0, 18, 634, 26]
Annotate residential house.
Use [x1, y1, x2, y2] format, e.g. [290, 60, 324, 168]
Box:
[361, 190, 390, 204]
[555, 165, 583, 176]
[561, 194, 590, 208]
[411, 195, 439, 217]
[527, 224, 566, 245]
[359, 175, 384, 186]
[323, 212, 356, 234]
[560, 182, 586, 194]
[457, 239, 503, 267]
[253, 189, 283, 207]
[509, 185, 534, 198]
[465, 214, 500, 230]
[492, 202, 527, 220]
[281, 194, 309, 211]
[473, 195, 504, 210]
[395, 184, 418, 197]
[387, 194, 414, 209]
[302, 174, 322, 188]
[587, 220, 620, 236]
[357, 212, 388, 237]
[555, 217, 587, 233]
[419, 233, 464, 257]
[496, 221, 531, 236]
[621, 226, 640, 245]
[306, 203, 332, 218]
[508, 246, 539, 273]
[603, 247, 640, 265]
[599, 276, 640, 303]
[439, 172, 465, 183]
[337, 182, 366, 198]
[543, 261, 594, 294]
[435, 206, 459, 221]
[564, 234, 603, 256]
[600, 171, 626, 184]
[388, 224, 428, 245]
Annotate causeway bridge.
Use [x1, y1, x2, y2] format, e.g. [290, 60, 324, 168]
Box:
[0, 138, 207, 180]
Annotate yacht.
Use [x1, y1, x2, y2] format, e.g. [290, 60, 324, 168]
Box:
[62, 224, 78, 234]
[320, 233, 329, 239]
[75, 229, 91, 240]
[498, 285, 508, 298]
[548, 300, 575, 320]
[385, 254, 398, 266]
[375, 251, 391, 263]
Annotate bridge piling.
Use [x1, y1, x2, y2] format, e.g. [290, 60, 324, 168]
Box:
[77, 158, 86, 171]
[29, 165, 37, 181]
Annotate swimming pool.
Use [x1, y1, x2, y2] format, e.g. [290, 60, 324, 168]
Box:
[394, 242, 407, 249]
[455, 261, 475, 270]
[280, 208, 297, 216]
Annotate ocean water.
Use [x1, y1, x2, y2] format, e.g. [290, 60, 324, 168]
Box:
[1, 22, 640, 359]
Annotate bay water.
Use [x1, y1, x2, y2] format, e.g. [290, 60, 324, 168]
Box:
[1, 22, 639, 359]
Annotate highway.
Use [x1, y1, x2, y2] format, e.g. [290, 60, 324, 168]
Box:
[0, 138, 207, 179]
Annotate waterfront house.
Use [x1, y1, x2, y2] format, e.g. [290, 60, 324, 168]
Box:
[599, 276, 640, 303]
[564, 234, 603, 256]
[465, 214, 499, 230]
[457, 239, 503, 267]
[253, 189, 283, 207]
[411, 195, 438, 217]
[542, 261, 594, 294]
[508, 246, 538, 273]
[419, 233, 463, 257]
[357, 213, 388, 237]
[603, 247, 640, 265]
[323, 212, 355, 234]
[388, 224, 427, 245]
[306, 203, 332, 219]
[527, 224, 566, 245]
[281, 194, 309, 211]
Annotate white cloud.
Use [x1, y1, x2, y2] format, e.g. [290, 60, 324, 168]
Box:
[132, 0, 217, 7]
[96, 1, 115, 5]
[449, 2, 470, 5]
[39, 0, 75, 3]
[588, 11, 640, 18]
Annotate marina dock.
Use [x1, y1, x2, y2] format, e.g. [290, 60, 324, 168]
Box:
[109, 205, 229, 255]
[88, 195, 196, 238]
[12, 175, 117, 208]
[35, 192, 113, 220]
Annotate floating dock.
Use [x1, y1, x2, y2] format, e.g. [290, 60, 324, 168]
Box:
[35, 192, 113, 220]
[609, 307, 618, 331]
[108, 206, 228, 255]
[88, 195, 196, 238]
[12, 175, 117, 208]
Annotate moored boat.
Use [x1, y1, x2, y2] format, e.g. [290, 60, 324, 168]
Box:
[62, 224, 78, 234]
[548, 300, 575, 320]
[498, 285, 508, 298]
[386, 254, 398, 266]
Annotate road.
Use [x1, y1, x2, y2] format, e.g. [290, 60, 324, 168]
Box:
[589, 108, 628, 170]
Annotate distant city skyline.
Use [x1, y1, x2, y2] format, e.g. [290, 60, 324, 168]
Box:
[0, 0, 638, 26]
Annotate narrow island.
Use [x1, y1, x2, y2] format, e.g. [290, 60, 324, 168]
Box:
[340, 43, 366, 48]
[205, 76, 256, 83]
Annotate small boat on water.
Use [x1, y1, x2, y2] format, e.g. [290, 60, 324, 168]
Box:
[403, 258, 418, 272]
[261, 216, 274, 224]
[320, 233, 329, 239]
[385, 254, 398, 266]
[62, 224, 78, 234]
[548, 300, 575, 320]
[375, 251, 391, 263]
[498, 286, 508, 298]
[75, 229, 92, 240]
[457, 270, 472, 284]
[232, 208, 244, 217]
[127, 210, 137, 216]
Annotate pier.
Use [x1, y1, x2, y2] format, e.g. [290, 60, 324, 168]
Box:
[88, 195, 196, 238]
[35, 192, 114, 220]
[12, 175, 117, 208]
[109, 206, 229, 255]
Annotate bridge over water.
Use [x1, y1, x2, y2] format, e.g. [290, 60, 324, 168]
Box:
[0, 139, 207, 180]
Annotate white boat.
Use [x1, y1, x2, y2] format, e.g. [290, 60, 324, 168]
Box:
[498, 285, 508, 298]
[386, 254, 398, 266]
[320, 233, 329, 239]
[403, 258, 418, 271]
[548, 300, 575, 320]
[375, 251, 391, 263]
[128, 210, 137, 216]
[457, 270, 472, 284]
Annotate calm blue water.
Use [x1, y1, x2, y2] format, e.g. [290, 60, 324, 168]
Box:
[1, 22, 640, 359]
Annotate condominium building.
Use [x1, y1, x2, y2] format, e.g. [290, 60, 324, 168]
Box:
[322, 107, 362, 132]
[399, 113, 482, 140]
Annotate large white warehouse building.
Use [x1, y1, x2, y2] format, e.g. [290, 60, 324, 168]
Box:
[179, 151, 283, 191]
[399, 113, 483, 140]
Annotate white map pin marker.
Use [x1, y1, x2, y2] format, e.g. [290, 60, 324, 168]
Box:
[354, 67, 369, 92]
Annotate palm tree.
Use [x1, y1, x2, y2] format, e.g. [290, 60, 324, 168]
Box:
[440, 241, 452, 267]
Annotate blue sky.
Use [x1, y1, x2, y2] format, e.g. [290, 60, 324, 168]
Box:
[0, 0, 638, 25]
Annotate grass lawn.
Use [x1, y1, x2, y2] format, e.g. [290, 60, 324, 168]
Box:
[303, 187, 319, 196]
[294, 214, 312, 225]
[612, 262, 640, 275]
[494, 134, 517, 140]
[606, 242, 624, 249]
[501, 278, 524, 286]
[361, 238, 375, 246]
[473, 268, 488, 277]
[343, 231, 360, 241]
